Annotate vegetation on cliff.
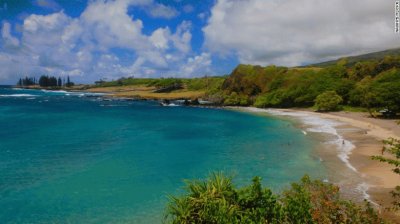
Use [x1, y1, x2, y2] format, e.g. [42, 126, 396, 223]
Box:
[72, 49, 400, 112]
[214, 56, 400, 114]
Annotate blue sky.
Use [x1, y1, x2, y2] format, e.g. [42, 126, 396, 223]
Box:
[0, 0, 398, 84]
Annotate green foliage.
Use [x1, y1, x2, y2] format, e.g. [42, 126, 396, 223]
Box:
[90, 53, 400, 112]
[341, 106, 369, 112]
[350, 69, 400, 113]
[219, 56, 400, 111]
[314, 91, 343, 112]
[372, 137, 400, 210]
[96, 78, 156, 87]
[17, 77, 36, 86]
[223, 92, 250, 106]
[254, 90, 291, 108]
[222, 65, 288, 97]
[186, 76, 226, 94]
[148, 78, 183, 89]
[165, 173, 385, 224]
[38, 75, 66, 87]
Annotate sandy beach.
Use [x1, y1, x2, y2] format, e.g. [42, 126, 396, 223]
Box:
[236, 107, 400, 221]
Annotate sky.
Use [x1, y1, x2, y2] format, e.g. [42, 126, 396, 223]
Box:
[0, 0, 398, 84]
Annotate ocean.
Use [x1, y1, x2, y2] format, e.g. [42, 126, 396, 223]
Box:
[0, 86, 326, 223]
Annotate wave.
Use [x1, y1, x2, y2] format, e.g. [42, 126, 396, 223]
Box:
[262, 109, 358, 172]
[356, 182, 379, 207]
[41, 89, 68, 93]
[0, 94, 36, 97]
[40, 89, 107, 97]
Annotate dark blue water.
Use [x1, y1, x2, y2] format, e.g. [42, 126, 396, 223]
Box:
[0, 86, 325, 223]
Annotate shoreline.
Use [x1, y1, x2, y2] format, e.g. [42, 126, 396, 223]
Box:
[7, 87, 400, 218]
[234, 107, 400, 220]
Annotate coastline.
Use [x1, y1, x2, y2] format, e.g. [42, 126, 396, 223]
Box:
[8, 86, 400, 219]
[234, 107, 400, 220]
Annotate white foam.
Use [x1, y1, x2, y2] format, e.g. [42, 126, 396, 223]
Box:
[0, 94, 36, 97]
[39, 89, 107, 97]
[83, 92, 106, 96]
[251, 108, 358, 173]
[41, 89, 68, 93]
[356, 182, 379, 207]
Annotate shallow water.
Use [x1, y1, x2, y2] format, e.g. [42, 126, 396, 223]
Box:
[0, 86, 326, 223]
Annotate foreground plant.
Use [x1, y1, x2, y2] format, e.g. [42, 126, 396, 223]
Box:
[372, 137, 400, 210]
[164, 173, 385, 224]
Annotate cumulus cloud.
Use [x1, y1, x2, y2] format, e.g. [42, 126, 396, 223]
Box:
[146, 3, 179, 19]
[1, 22, 19, 47]
[0, 0, 211, 83]
[34, 0, 61, 10]
[179, 53, 212, 77]
[203, 0, 399, 66]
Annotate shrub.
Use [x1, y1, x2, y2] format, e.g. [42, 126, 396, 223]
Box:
[223, 92, 250, 106]
[164, 173, 385, 224]
[314, 91, 343, 111]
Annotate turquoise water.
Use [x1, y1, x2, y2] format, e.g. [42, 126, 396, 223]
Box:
[0, 86, 325, 223]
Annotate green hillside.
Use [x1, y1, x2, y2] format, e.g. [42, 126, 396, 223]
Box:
[87, 48, 400, 114]
[209, 54, 400, 114]
[309, 48, 400, 67]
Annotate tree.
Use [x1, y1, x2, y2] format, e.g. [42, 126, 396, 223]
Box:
[38, 75, 59, 87]
[57, 77, 62, 87]
[66, 76, 74, 87]
[314, 91, 343, 111]
[370, 69, 400, 114]
[349, 76, 379, 116]
[372, 136, 400, 210]
[48, 76, 57, 86]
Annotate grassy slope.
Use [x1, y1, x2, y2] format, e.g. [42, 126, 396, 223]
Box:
[310, 48, 400, 67]
[86, 77, 225, 100]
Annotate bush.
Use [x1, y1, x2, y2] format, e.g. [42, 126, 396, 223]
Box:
[223, 92, 250, 106]
[164, 173, 385, 224]
[314, 91, 343, 111]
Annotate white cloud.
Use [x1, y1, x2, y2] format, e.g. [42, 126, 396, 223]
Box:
[170, 21, 192, 54]
[81, 0, 149, 51]
[0, 0, 209, 83]
[204, 0, 399, 66]
[179, 53, 212, 77]
[146, 3, 179, 19]
[197, 12, 207, 20]
[1, 22, 19, 47]
[150, 28, 170, 50]
[34, 0, 60, 10]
